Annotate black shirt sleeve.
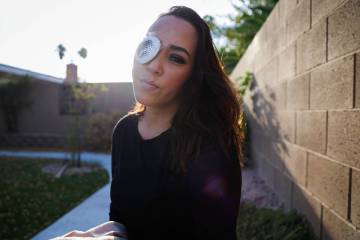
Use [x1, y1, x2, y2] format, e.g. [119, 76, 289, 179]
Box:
[109, 115, 128, 222]
[185, 146, 242, 240]
[110, 123, 118, 180]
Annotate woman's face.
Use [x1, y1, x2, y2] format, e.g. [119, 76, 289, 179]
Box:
[132, 15, 198, 109]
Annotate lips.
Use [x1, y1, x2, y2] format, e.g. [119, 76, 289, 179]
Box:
[140, 79, 159, 90]
[141, 79, 159, 88]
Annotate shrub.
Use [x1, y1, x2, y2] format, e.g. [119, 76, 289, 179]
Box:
[237, 202, 318, 240]
[85, 111, 124, 152]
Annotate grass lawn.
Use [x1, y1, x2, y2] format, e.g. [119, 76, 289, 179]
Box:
[0, 157, 109, 240]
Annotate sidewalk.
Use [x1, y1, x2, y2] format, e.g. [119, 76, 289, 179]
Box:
[32, 184, 111, 240]
[0, 150, 112, 240]
[0, 151, 112, 177]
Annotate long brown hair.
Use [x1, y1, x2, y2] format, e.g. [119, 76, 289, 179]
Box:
[129, 6, 245, 174]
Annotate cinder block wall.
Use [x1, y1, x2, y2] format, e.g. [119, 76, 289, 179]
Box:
[230, 0, 360, 239]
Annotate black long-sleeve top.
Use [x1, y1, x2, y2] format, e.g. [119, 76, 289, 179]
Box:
[109, 113, 242, 240]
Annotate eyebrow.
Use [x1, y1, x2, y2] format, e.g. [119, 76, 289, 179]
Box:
[168, 44, 191, 58]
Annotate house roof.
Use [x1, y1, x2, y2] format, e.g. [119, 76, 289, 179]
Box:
[0, 63, 64, 84]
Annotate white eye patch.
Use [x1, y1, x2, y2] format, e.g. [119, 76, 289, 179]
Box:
[135, 35, 161, 64]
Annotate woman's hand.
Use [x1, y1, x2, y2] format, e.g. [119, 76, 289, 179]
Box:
[50, 221, 127, 239]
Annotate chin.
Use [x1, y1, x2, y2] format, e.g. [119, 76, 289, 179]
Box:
[133, 90, 155, 107]
[133, 83, 158, 106]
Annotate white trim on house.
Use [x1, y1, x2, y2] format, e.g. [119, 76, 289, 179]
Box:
[0, 63, 64, 84]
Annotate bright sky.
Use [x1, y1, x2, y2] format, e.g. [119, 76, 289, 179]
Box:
[0, 0, 237, 83]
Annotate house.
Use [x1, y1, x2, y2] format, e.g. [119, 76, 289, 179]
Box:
[0, 63, 135, 149]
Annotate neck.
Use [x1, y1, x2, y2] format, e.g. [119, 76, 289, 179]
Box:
[141, 102, 179, 131]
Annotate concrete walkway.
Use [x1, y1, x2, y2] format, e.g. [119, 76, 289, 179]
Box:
[0, 150, 112, 240]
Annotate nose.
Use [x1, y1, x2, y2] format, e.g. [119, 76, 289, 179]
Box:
[145, 54, 163, 75]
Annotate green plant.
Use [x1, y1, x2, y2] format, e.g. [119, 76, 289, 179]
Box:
[234, 72, 253, 98]
[234, 72, 253, 162]
[237, 202, 318, 240]
[62, 81, 108, 167]
[204, 0, 278, 74]
[85, 111, 124, 152]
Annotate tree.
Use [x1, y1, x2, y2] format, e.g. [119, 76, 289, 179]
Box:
[204, 0, 278, 74]
[56, 44, 66, 60]
[0, 75, 32, 133]
[55, 43, 87, 61]
[56, 43, 107, 167]
[63, 81, 107, 167]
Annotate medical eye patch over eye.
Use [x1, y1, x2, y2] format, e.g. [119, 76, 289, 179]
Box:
[135, 34, 161, 64]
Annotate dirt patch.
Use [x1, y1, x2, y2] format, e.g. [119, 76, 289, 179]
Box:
[64, 164, 102, 176]
[42, 162, 102, 177]
[42, 163, 65, 176]
[241, 166, 283, 210]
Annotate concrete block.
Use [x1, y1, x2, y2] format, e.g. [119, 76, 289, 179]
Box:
[279, 0, 298, 28]
[264, 2, 280, 34]
[254, 38, 279, 74]
[254, 25, 269, 62]
[270, 82, 286, 110]
[250, 130, 281, 172]
[254, 57, 278, 88]
[271, 142, 286, 171]
[356, 52, 360, 108]
[286, 0, 311, 45]
[267, 33, 281, 67]
[261, 158, 276, 191]
[307, 153, 349, 219]
[310, 55, 354, 110]
[278, 24, 287, 53]
[283, 143, 307, 187]
[312, 0, 346, 26]
[327, 109, 360, 169]
[292, 184, 321, 239]
[261, 133, 285, 171]
[322, 206, 360, 240]
[287, 73, 310, 110]
[352, 169, 360, 229]
[297, 18, 326, 74]
[257, 2, 281, 55]
[296, 111, 326, 154]
[256, 153, 266, 179]
[230, 42, 257, 79]
[273, 167, 293, 212]
[328, 0, 360, 60]
[278, 110, 295, 143]
[278, 42, 296, 81]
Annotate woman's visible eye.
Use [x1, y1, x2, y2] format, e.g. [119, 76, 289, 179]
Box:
[168, 54, 187, 64]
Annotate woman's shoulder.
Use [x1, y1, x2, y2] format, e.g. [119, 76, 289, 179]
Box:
[188, 143, 238, 173]
[112, 113, 139, 135]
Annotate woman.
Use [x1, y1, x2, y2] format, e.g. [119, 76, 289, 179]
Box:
[110, 6, 244, 240]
